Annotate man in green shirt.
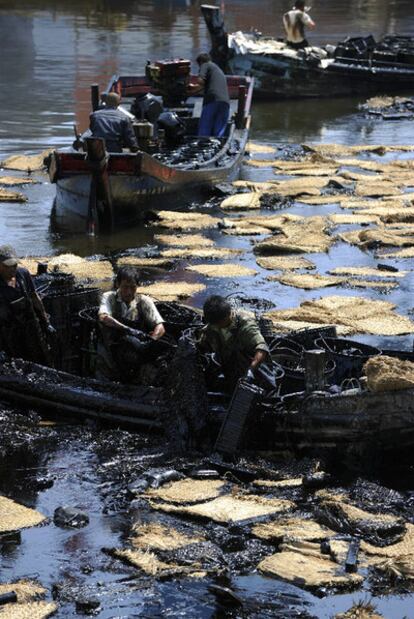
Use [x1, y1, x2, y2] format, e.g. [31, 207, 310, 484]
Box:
[199, 295, 269, 389]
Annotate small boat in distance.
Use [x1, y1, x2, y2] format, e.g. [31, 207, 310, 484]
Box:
[47, 58, 253, 233]
[201, 4, 414, 100]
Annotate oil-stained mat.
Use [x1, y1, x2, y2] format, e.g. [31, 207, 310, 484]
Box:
[254, 217, 334, 254]
[152, 211, 219, 230]
[130, 522, 204, 551]
[47, 254, 113, 285]
[276, 167, 338, 177]
[154, 234, 214, 248]
[328, 266, 407, 278]
[224, 214, 302, 233]
[268, 273, 343, 290]
[380, 247, 414, 259]
[145, 479, 226, 504]
[343, 279, 398, 290]
[358, 228, 414, 249]
[111, 548, 204, 578]
[359, 206, 414, 223]
[256, 256, 315, 271]
[186, 264, 257, 278]
[0, 496, 45, 533]
[335, 602, 385, 619]
[0, 176, 37, 186]
[0, 602, 57, 619]
[117, 256, 175, 269]
[135, 282, 205, 301]
[264, 295, 414, 336]
[246, 142, 276, 154]
[222, 226, 270, 236]
[328, 214, 379, 225]
[253, 478, 303, 489]
[354, 180, 400, 197]
[271, 177, 332, 197]
[361, 523, 414, 566]
[233, 180, 278, 192]
[220, 192, 262, 210]
[253, 517, 334, 543]
[258, 549, 363, 590]
[0, 188, 27, 203]
[160, 248, 241, 259]
[244, 159, 275, 168]
[364, 355, 414, 392]
[149, 494, 294, 524]
[0, 149, 52, 172]
[303, 143, 414, 157]
[0, 580, 56, 619]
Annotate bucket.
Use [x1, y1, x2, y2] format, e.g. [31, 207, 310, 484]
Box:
[314, 336, 381, 383]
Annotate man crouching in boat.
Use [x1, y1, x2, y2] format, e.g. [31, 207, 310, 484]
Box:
[0, 245, 54, 365]
[89, 92, 139, 153]
[97, 266, 166, 382]
[283, 0, 315, 50]
[198, 295, 269, 390]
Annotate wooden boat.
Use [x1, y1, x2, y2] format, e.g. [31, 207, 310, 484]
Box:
[1, 276, 413, 466]
[201, 4, 414, 99]
[46, 59, 254, 232]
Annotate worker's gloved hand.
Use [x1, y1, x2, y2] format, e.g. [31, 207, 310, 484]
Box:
[126, 328, 142, 339]
[245, 368, 255, 383]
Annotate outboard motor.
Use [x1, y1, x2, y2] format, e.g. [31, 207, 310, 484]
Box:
[131, 93, 163, 123]
[157, 111, 186, 145]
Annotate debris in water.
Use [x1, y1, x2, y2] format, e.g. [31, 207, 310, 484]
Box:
[53, 506, 89, 529]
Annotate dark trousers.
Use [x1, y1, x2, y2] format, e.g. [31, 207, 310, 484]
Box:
[286, 39, 309, 50]
[198, 101, 230, 138]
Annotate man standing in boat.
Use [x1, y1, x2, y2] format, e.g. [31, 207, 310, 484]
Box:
[97, 266, 166, 381]
[191, 53, 230, 138]
[199, 295, 269, 389]
[283, 0, 315, 49]
[0, 245, 54, 364]
[89, 92, 139, 153]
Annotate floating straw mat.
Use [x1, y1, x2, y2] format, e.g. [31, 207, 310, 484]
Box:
[361, 523, 414, 561]
[380, 247, 414, 259]
[359, 206, 414, 223]
[276, 167, 338, 177]
[343, 279, 398, 290]
[0, 176, 36, 186]
[296, 195, 341, 205]
[149, 494, 294, 524]
[339, 170, 382, 182]
[253, 478, 303, 489]
[246, 142, 275, 154]
[160, 248, 241, 259]
[0, 580, 56, 619]
[303, 143, 414, 157]
[328, 214, 379, 225]
[47, 254, 113, 284]
[0, 188, 27, 203]
[271, 177, 333, 197]
[329, 266, 407, 278]
[244, 159, 275, 168]
[0, 496, 45, 533]
[117, 256, 175, 269]
[268, 273, 343, 290]
[0, 150, 52, 172]
[131, 522, 204, 551]
[254, 217, 334, 254]
[317, 495, 402, 532]
[258, 549, 363, 589]
[154, 234, 213, 248]
[364, 355, 414, 392]
[233, 180, 278, 191]
[220, 192, 262, 210]
[145, 479, 225, 504]
[111, 548, 193, 577]
[153, 211, 219, 230]
[355, 180, 400, 197]
[335, 605, 385, 619]
[264, 295, 414, 336]
[135, 282, 205, 301]
[187, 264, 257, 278]
[256, 256, 315, 271]
[253, 517, 334, 543]
[0, 601, 57, 619]
[222, 226, 270, 235]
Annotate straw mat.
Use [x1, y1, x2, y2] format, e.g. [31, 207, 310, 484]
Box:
[145, 479, 225, 504]
[0, 496, 45, 533]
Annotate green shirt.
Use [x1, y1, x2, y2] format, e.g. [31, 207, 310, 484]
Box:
[200, 310, 269, 365]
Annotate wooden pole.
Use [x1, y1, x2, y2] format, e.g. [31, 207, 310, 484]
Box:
[305, 349, 326, 393]
[236, 85, 247, 129]
[91, 84, 100, 112]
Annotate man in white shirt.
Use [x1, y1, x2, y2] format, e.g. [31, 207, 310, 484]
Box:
[283, 0, 315, 50]
[97, 266, 165, 380]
